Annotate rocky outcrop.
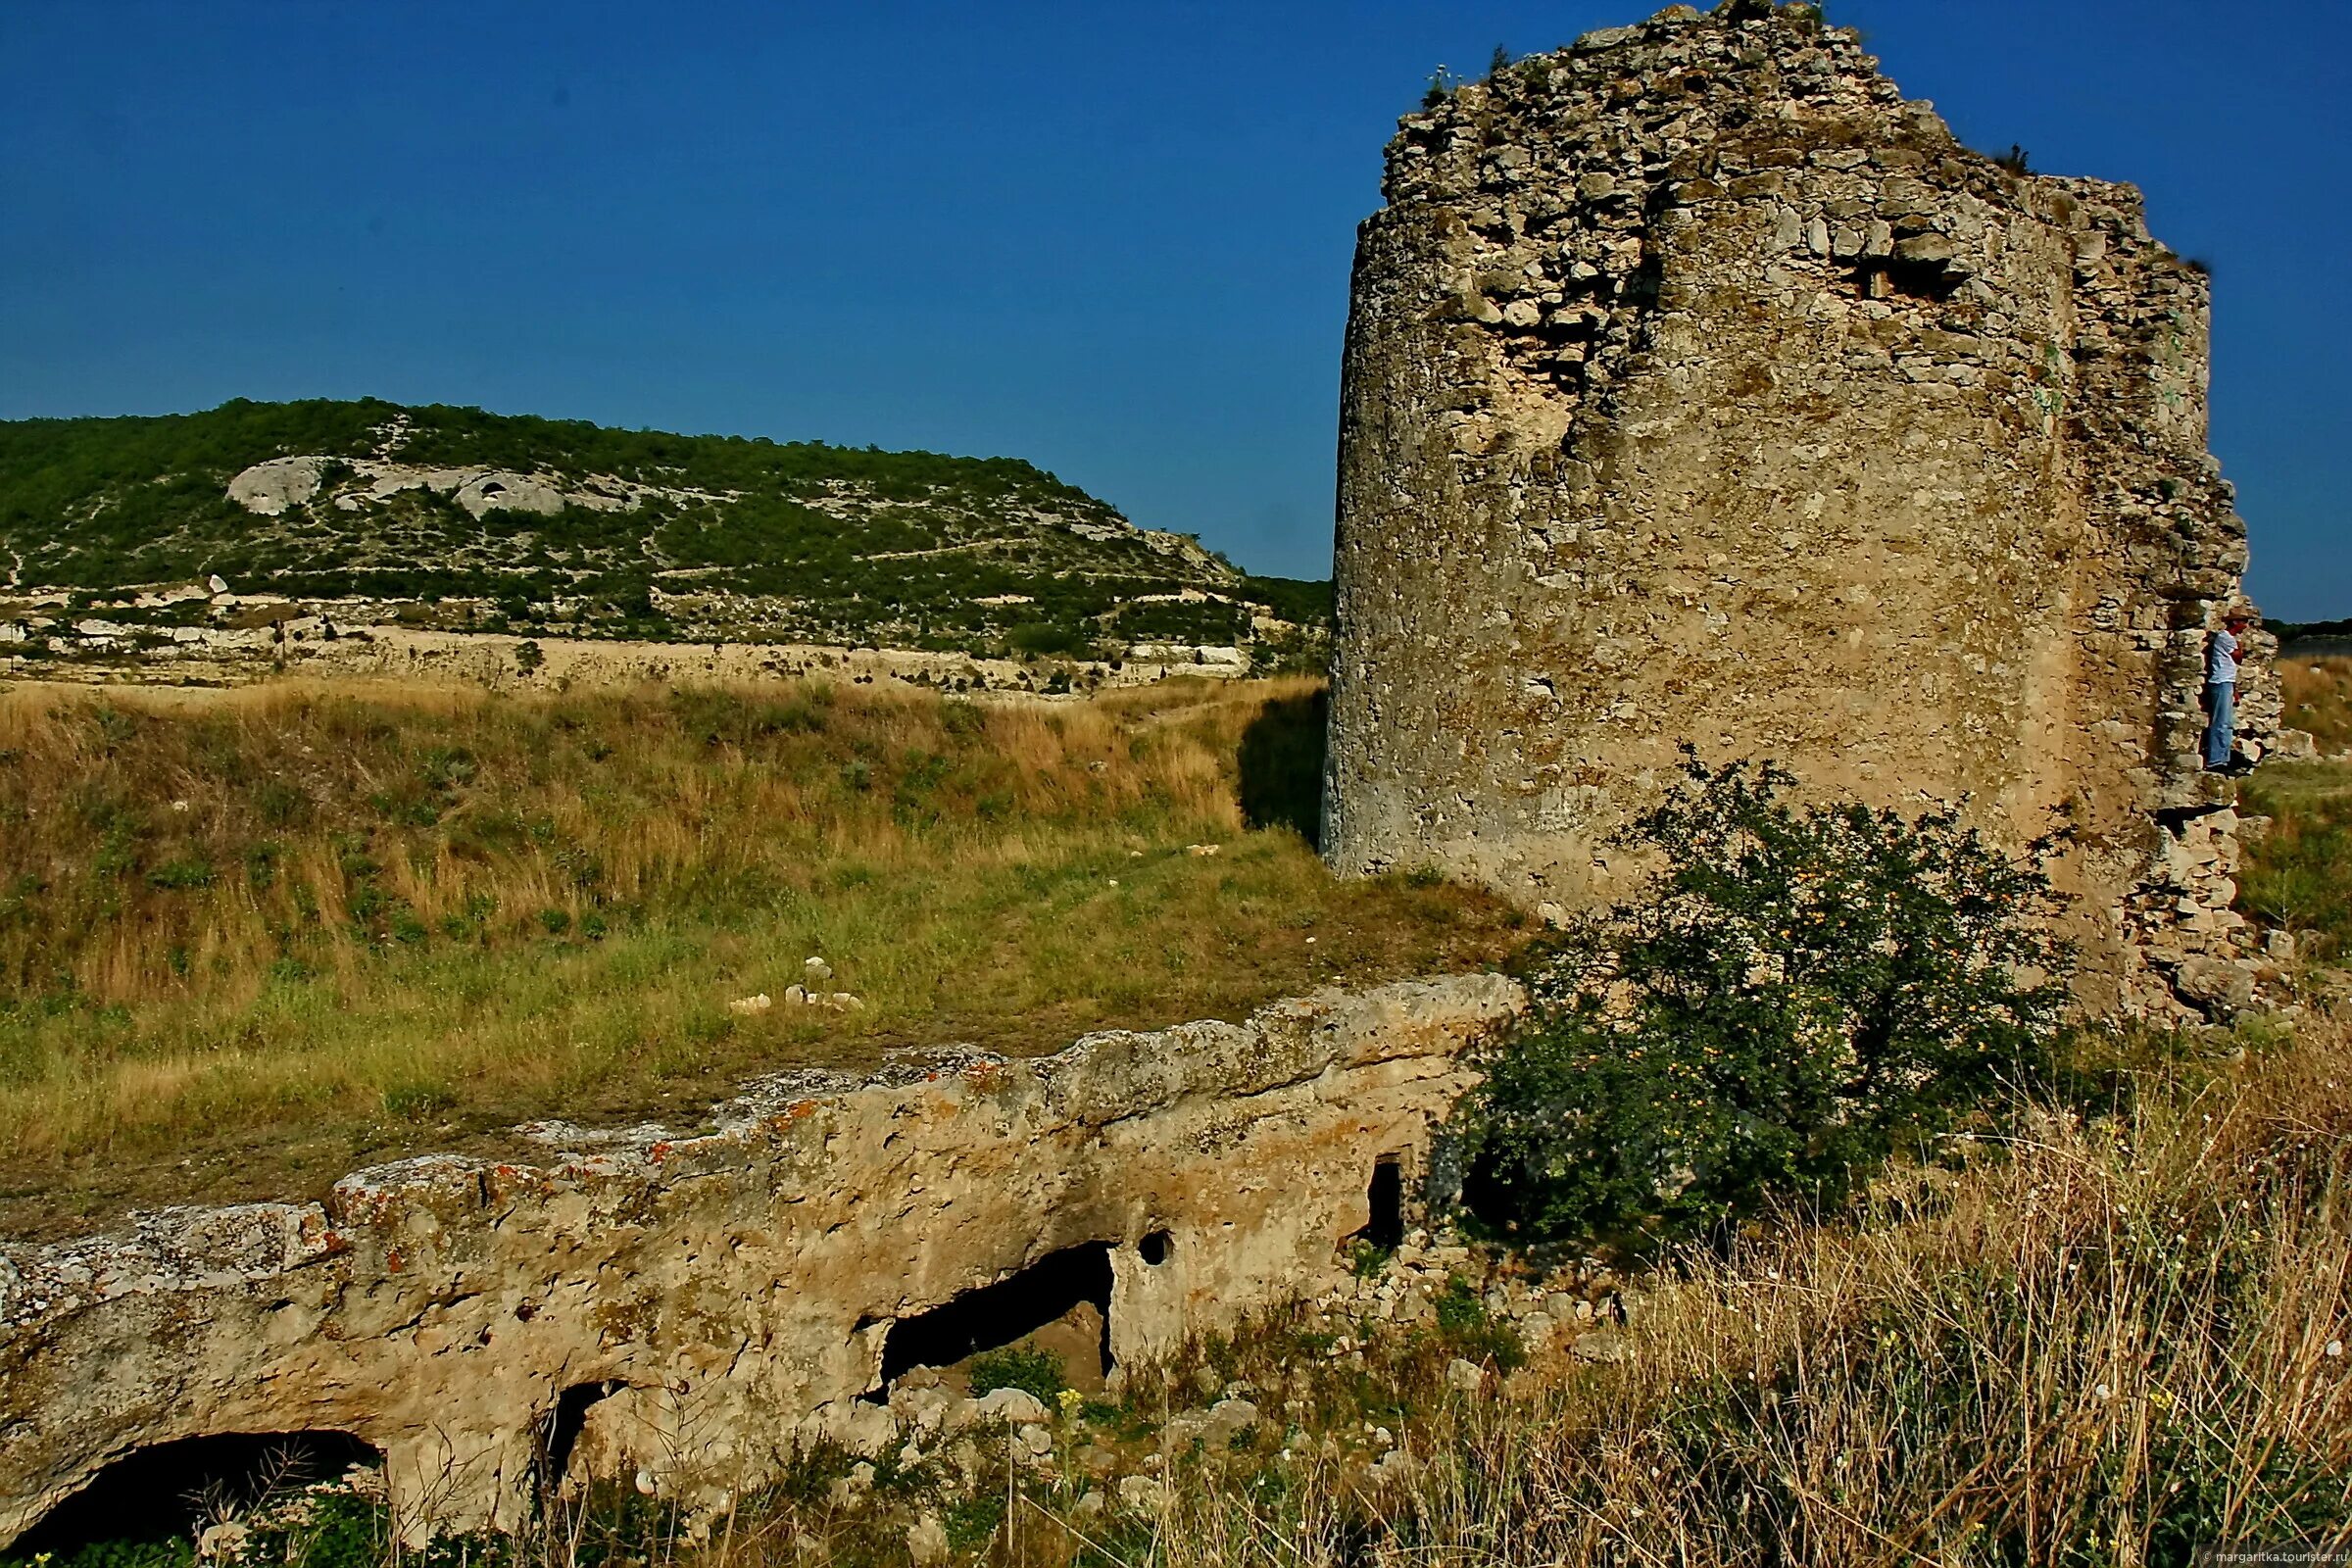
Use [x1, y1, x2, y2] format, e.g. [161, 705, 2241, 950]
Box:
[0, 975, 1520, 1545]
[226, 456, 644, 520]
[1324, 0, 2274, 1019]
[224, 456, 327, 515]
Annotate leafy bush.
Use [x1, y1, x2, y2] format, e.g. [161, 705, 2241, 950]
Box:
[144, 858, 218, 891]
[1458, 751, 2071, 1250]
[965, 1346, 1067, 1403]
[1432, 1275, 1526, 1370]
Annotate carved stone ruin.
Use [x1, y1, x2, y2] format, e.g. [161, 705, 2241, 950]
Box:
[1324, 0, 2277, 1019]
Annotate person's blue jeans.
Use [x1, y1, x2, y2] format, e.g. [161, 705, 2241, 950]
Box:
[2203, 679, 2236, 770]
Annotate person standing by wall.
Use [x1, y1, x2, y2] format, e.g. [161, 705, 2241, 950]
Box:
[2204, 611, 2253, 772]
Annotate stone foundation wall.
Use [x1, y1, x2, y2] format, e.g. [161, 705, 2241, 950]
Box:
[0, 975, 1521, 1544]
[1323, 0, 2275, 1019]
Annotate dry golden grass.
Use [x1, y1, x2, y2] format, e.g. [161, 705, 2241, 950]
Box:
[2281, 656, 2352, 756]
[531, 1013, 2349, 1567]
[0, 676, 1522, 1235]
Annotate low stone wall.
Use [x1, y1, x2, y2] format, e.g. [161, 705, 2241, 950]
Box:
[0, 975, 1521, 1544]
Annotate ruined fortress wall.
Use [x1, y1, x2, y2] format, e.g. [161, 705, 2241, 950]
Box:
[0, 976, 1518, 1544]
[1324, 0, 2271, 1016]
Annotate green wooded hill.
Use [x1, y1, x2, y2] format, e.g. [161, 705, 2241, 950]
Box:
[0, 398, 1329, 663]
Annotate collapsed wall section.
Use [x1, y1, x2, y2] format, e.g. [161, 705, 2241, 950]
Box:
[0, 975, 1519, 1545]
[1324, 0, 2273, 1017]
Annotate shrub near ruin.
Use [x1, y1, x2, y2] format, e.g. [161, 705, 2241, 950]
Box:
[1459, 752, 2072, 1250]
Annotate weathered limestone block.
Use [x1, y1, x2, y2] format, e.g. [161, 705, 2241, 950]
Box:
[0, 975, 1521, 1544]
[1324, 0, 2271, 1019]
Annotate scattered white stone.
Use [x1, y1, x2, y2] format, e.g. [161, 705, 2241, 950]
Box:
[1160, 1410, 1208, 1452]
[958, 1386, 1050, 1428]
[727, 994, 772, 1016]
[1117, 1474, 1166, 1511]
[906, 1513, 951, 1566]
[890, 1382, 955, 1439]
[805, 956, 834, 984]
[197, 1522, 252, 1562]
[826, 1459, 876, 1506]
[1203, 1396, 1261, 1448]
[1445, 1358, 1485, 1394]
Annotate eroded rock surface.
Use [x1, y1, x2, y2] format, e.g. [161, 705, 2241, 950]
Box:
[0, 975, 1519, 1544]
[1324, 0, 2275, 1019]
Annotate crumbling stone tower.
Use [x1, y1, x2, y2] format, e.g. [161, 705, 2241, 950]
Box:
[1323, 0, 2275, 1017]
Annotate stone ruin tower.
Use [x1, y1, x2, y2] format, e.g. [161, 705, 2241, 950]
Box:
[1323, 0, 2278, 1018]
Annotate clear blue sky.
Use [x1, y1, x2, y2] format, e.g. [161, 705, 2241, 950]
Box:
[2, 2, 2344, 613]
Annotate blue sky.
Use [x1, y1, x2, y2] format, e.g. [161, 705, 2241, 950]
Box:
[2, 2, 2344, 613]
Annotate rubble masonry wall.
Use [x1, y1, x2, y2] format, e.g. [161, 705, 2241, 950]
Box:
[1324, 0, 2276, 1018]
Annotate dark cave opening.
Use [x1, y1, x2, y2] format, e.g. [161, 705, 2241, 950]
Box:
[879, 1241, 1114, 1385]
[14, 1431, 382, 1556]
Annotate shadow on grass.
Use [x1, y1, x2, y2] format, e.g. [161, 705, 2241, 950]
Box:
[1239, 687, 1327, 849]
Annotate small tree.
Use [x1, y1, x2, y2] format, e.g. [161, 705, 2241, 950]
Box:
[1459, 751, 2071, 1250]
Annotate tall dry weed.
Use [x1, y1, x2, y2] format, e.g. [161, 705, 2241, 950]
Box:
[0, 675, 1510, 1220]
[0, 678, 1267, 1004]
[467, 1019, 2348, 1568]
[2281, 657, 2352, 755]
[1116, 1017, 2352, 1566]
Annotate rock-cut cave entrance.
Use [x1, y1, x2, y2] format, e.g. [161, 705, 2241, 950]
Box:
[1356, 1152, 1406, 1250]
[879, 1241, 1114, 1393]
[12, 1431, 383, 1557]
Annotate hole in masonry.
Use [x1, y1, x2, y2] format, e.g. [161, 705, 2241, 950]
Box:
[1139, 1229, 1175, 1266]
[1356, 1153, 1406, 1251]
[14, 1431, 383, 1557]
[1851, 258, 1962, 303]
[880, 1241, 1114, 1393]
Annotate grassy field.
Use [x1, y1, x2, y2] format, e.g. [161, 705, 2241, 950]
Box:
[2243, 658, 2352, 968]
[0, 676, 1522, 1236]
[2281, 654, 2352, 756]
[9, 669, 2352, 1563]
[27, 1004, 2343, 1568]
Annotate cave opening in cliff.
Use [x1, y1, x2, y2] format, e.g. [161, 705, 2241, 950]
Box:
[536, 1379, 631, 1496]
[879, 1241, 1114, 1390]
[13, 1431, 382, 1556]
[1357, 1153, 1406, 1250]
